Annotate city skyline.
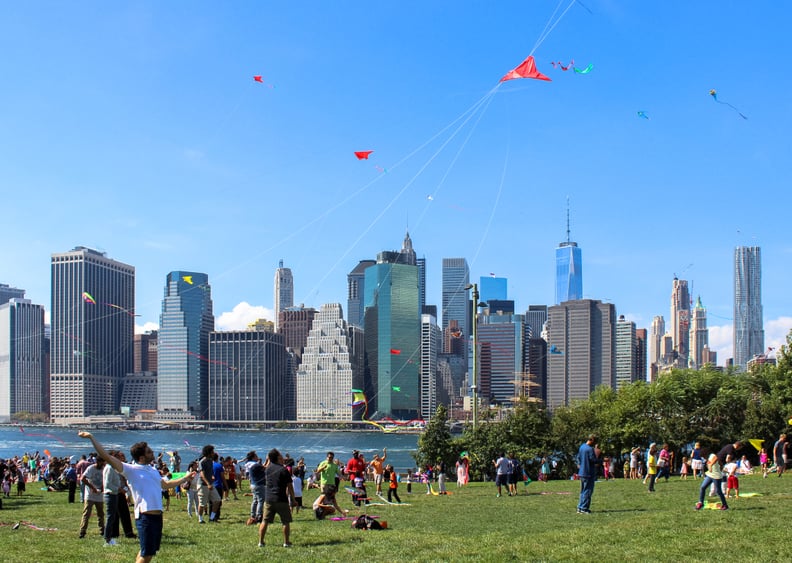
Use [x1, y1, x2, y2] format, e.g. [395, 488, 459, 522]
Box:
[1, 2, 791, 367]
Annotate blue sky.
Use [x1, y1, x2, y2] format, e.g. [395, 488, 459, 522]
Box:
[2, 1, 790, 365]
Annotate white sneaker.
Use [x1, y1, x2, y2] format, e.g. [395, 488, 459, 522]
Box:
[103, 539, 117, 547]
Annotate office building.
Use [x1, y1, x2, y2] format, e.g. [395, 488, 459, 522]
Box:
[635, 328, 647, 382]
[120, 372, 157, 414]
[734, 246, 764, 371]
[689, 296, 709, 369]
[208, 330, 288, 421]
[480, 276, 507, 303]
[0, 284, 25, 305]
[478, 312, 526, 406]
[347, 260, 376, 329]
[0, 299, 46, 422]
[50, 247, 134, 421]
[364, 236, 421, 419]
[649, 316, 665, 376]
[546, 299, 616, 408]
[420, 313, 441, 420]
[133, 331, 158, 374]
[274, 260, 293, 332]
[157, 271, 214, 418]
[670, 277, 690, 367]
[555, 205, 582, 304]
[278, 306, 317, 361]
[615, 315, 636, 390]
[296, 303, 363, 421]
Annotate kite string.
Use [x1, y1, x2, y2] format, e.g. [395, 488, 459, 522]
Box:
[530, 0, 578, 56]
[300, 87, 501, 303]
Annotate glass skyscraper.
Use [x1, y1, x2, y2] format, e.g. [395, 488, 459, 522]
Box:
[555, 242, 582, 304]
[734, 246, 763, 371]
[479, 276, 507, 303]
[158, 271, 213, 417]
[364, 252, 420, 419]
[50, 247, 134, 421]
[273, 260, 293, 332]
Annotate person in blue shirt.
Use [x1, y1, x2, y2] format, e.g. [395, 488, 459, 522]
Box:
[576, 434, 602, 514]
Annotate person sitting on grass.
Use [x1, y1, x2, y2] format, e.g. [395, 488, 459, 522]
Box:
[312, 485, 348, 520]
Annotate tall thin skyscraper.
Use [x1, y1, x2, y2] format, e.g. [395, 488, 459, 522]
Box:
[546, 299, 615, 408]
[615, 315, 636, 389]
[734, 246, 764, 370]
[50, 247, 134, 421]
[670, 277, 690, 367]
[649, 316, 665, 368]
[689, 296, 709, 369]
[420, 313, 441, 420]
[0, 298, 46, 422]
[525, 305, 548, 340]
[555, 203, 582, 304]
[158, 271, 214, 417]
[477, 312, 525, 405]
[274, 260, 293, 332]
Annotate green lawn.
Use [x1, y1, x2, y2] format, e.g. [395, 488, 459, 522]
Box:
[1, 475, 789, 562]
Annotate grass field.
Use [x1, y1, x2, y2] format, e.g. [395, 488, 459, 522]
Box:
[0, 474, 789, 562]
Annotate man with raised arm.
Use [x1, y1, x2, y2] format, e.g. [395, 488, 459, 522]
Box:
[78, 431, 196, 563]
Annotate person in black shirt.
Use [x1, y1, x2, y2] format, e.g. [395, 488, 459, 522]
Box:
[258, 449, 295, 549]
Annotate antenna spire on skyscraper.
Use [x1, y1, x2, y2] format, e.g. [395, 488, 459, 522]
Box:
[566, 196, 571, 244]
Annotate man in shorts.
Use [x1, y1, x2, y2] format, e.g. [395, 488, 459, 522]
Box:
[368, 448, 387, 495]
[493, 453, 511, 497]
[774, 434, 787, 477]
[258, 449, 295, 549]
[198, 445, 221, 523]
[78, 432, 195, 562]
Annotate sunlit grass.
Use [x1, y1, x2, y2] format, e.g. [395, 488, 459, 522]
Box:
[0, 474, 788, 561]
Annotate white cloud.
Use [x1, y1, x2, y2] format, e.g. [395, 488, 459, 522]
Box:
[216, 302, 273, 331]
[135, 321, 158, 334]
[705, 316, 792, 366]
[708, 323, 733, 366]
[767, 316, 792, 351]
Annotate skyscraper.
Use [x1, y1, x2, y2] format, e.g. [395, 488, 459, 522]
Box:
[479, 276, 507, 303]
[347, 259, 376, 329]
[546, 299, 615, 408]
[364, 239, 421, 419]
[441, 257, 469, 378]
[525, 305, 548, 341]
[635, 328, 647, 382]
[157, 271, 213, 418]
[50, 247, 134, 421]
[278, 306, 317, 361]
[0, 299, 46, 422]
[615, 315, 636, 390]
[419, 313, 441, 420]
[689, 296, 709, 369]
[649, 315, 665, 376]
[208, 329, 288, 421]
[670, 277, 690, 367]
[273, 260, 293, 332]
[734, 246, 764, 371]
[133, 331, 158, 374]
[555, 205, 582, 304]
[0, 283, 25, 305]
[296, 303, 363, 421]
[477, 312, 526, 405]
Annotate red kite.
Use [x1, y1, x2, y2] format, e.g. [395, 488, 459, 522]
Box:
[253, 75, 263, 83]
[390, 349, 401, 355]
[500, 55, 551, 82]
[354, 151, 373, 160]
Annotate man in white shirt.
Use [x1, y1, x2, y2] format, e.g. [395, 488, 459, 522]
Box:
[79, 457, 106, 539]
[79, 431, 196, 563]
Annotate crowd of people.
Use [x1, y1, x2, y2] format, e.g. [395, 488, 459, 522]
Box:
[575, 432, 790, 515]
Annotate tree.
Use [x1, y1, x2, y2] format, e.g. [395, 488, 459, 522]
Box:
[413, 404, 456, 475]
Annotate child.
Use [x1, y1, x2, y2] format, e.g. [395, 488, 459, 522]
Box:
[291, 470, 303, 513]
[680, 457, 689, 480]
[646, 443, 658, 493]
[351, 471, 368, 506]
[724, 455, 739, 499]
[603, 456, 611, 481]
[760, 447, 769, 478]
[386, 464, 401, 504]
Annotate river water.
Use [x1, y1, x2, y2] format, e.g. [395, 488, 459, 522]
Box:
[2, 426, 421, 472]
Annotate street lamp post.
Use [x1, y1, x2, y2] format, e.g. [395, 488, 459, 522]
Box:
[465, 283, 480, 429]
